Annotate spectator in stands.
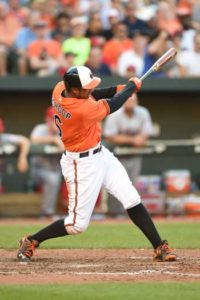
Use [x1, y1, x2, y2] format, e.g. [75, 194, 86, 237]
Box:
[62, 16, 91, 66]
[14, 12, 40, 76]
[86, 12, 108, 46]
[0, 1, 22, 76]
[104, 8, 122, 39]
[90, 7, 122, 42]
[7, 0, 28, 20]
[117, 30, 150, 78]
[27, 19, 62, 76]
[102, 22, 132, 73]
[122, 1, 149, 37]
[103, 94, 154, 217]
[60, 0, 80, 18]
[110, 0, 125, 20]
[29, 0, 57, 29]
[51, 12, 71, 43]
[137, 5, 159, 40]
[157, 1, 183, 37]
[30, 107, 64, 218]
[85, 46, 111, 76]
[144, 30, 171, 77]
[176, 31, 200, 77]
[74, 0, 101, 18]
[0, 117, 30, 174]
[176, 2, 198, 51]
[192, 0, 200, 29]
[57, 51, 76, 76]
[165, 31, 182, 78]
[1, 0, 199, 78]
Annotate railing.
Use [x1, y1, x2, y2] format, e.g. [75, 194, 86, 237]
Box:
[1, 138, 200, 157]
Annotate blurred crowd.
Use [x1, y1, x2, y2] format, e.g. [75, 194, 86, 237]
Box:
[0, 0, 200, 78]
[0, 108, 65, 218]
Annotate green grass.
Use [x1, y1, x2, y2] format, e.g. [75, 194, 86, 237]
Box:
[0, 283, 200, 300]
[0, 221, 200, 249]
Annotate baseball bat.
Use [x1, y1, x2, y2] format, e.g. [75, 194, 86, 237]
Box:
[140, 47, 177, 81]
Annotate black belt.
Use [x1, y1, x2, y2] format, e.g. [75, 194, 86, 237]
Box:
[65, 145, 102, 158]
[79, 145, 102, 158]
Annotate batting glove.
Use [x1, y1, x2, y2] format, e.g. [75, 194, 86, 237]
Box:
[129, 77, 142, 92]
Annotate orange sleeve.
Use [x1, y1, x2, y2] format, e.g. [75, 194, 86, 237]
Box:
[83, 99, 110, 126]
[28, 43, 37, 57]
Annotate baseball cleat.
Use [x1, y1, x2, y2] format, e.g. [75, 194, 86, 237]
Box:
[153, 240, 177, 262]
[17, 236, 38, 262]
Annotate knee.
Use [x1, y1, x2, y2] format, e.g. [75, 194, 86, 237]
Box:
[125, 197, 141, 210]
[65, 224, 87, 235]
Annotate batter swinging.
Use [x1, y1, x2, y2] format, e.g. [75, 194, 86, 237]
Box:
[17, 66, 176, 262]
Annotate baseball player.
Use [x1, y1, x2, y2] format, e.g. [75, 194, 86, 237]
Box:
[17, 66, 176, 262]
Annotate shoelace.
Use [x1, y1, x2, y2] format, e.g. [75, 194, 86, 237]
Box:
[161, 242, 173, 253]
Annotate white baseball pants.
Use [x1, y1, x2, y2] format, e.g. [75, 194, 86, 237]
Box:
[60, 144, 141, 234]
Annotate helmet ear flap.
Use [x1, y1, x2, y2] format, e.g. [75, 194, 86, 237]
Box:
[63, 68, 81, 91]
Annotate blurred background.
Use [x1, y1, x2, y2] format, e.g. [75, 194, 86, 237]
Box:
[0, 0, 200, 220]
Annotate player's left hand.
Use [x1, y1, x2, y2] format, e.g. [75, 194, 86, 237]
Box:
[129, 77, 142, 92]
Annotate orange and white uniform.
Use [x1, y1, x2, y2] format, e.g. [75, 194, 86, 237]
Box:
[52, 79, 141, 235]
[52, 81, 109, 152]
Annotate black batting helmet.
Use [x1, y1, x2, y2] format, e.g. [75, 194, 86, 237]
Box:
[63, 66, 101, 90]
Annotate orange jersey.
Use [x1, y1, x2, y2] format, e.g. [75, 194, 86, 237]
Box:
[52, 81, 110, 152]
[28, 40, 61, 58]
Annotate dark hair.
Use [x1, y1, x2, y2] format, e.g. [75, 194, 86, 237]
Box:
[63, 67, 82, 91]
[55, 12, 69, 21]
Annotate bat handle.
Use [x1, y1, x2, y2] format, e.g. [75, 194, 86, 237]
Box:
[140, 67, 154, 81]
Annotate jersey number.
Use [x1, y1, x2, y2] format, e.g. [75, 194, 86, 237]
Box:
[54, 115, 62, 137]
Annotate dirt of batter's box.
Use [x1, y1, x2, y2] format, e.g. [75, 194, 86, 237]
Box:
[0, 249, 200, 284]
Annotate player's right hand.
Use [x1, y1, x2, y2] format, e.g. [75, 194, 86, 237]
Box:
[129, 77, 142, 92]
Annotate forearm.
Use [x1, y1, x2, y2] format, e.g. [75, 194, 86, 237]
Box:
[31, 135, 64, 150]
[31, 136, 56, 145]
[92, 86, 117, 100]
[18, 137, 30, 158]
[106, 81, 138, 114]
[30, 57, 49, 70]
[92, 85, 125, 100]
[148, 32, 168, 56]
[105, 135, 135, 145]
[105, 134, 148, 147]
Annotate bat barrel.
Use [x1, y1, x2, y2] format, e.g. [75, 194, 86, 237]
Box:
[140, 47, 177, 81]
